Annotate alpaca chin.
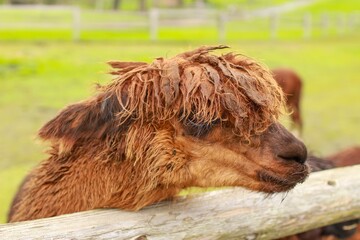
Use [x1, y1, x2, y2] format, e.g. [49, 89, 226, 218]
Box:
[256, 165, 309, 193]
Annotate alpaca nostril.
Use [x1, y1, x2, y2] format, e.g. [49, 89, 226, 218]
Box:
[278, 154, 306, 164]
[277, 142, 307, 164]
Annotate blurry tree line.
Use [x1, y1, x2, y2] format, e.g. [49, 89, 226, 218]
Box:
[0, 0, 210, 11]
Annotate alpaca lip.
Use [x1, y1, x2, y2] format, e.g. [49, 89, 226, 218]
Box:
[258, 171, 289, 185]
[257, 168, 309, 188]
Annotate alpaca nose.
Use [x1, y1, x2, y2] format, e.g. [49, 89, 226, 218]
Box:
[277, 140, 307, 164]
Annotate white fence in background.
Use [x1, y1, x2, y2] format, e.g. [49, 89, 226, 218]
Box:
[0, 5, 359, 41]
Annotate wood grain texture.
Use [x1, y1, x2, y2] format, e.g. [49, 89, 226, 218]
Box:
[1, 165, 360, 240]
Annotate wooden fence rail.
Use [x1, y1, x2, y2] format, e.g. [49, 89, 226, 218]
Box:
[1, 165, 360, 240]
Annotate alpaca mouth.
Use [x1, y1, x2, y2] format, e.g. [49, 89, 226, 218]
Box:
[257, 166, 309, 192]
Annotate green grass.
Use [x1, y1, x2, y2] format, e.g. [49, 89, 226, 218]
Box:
[0, 165, 32, 222]
[301, 0, 360, 12]
[0, 38, 360, 223]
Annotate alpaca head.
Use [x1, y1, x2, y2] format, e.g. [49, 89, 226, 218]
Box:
[38, 46, 309, 204]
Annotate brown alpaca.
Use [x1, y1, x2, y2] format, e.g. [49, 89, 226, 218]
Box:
[8, 46, 309, 223]
[326, 146, 360, 168]
[281, 147, 360, 240]
[272, 68, 303, 134]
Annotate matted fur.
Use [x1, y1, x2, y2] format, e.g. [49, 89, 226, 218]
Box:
[38, 45, 285, 163]
[105, 46, 284, 140]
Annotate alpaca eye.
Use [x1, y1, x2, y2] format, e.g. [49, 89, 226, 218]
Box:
[183, 118, 220, 138]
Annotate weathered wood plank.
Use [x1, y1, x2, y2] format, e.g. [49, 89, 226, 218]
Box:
[1, 165, 360, 240]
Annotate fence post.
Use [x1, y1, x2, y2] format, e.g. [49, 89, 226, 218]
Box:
[72, 7, 81, 41]
[321, 12, 329, 36]
[269, 13, 278, 40]
[303, 12, 311, 39]
[218, 12, 227, 42]
[149, 8, 159, 41]
[95, 0, 105, 11]
[348, 13, 355, 32]
[337, 13, 346, 35]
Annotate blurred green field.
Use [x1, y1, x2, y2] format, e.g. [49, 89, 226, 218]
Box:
[0, 0, 360, 224]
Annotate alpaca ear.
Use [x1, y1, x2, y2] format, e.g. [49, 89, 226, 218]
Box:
[38, 93, 123, 150]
